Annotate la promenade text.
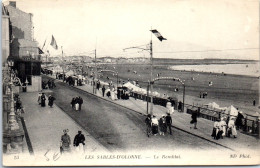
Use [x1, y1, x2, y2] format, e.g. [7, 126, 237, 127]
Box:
[85, 154, 181, 160]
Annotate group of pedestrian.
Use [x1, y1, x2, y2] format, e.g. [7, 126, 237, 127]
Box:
[145, 113, 173, 137]
[48, 95, 56, 108]
[42, 80, 56, 89]
[199, 92, 208, 98]
[60, 129, 86, 155]
[211, 116, 237, 140]
[47, 79, 56, 89]
[71, 96, 83, 111]
[37, 92, 55, 108]
[38, 93, 46, 107]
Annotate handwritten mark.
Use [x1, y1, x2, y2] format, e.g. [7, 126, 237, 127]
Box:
[44, 149, 50, 161]
[53, 152, 61, 161]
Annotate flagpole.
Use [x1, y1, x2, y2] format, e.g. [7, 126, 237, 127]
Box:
[61, 46, 65, 82]
[46, 51, 48, 68]
[94, 38, 97, 94]
[150, 26, 154, 116]
[42, 36, 47, 50]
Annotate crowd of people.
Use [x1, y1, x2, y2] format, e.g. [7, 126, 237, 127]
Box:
[211, 110, 246, 140]
[71, 97, 83, 111]
[60, 129, 86, 155]
[145, 112, 173, 137]
[42, 79, 56, 89]
[211, 116, 237, 140]
[199, 92, 208, 99]
[100, 85, 130, 101]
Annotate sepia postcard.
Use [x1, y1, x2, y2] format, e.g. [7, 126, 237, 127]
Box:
[1, 0, 260, 166]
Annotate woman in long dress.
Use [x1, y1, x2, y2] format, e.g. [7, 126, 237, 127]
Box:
[111, 88, 115, 100]
[41, 93, 46, 107]
[151, 116, 159, 135]
[211, 119, 219, 139]
[61, 129, 71, 154]
[38, 92, 42, 105]
[219, 117, 227, 138]
[159, 115, 167, 136]
[228, 117, 237, 138]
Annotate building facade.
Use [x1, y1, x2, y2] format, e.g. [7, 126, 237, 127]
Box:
[5, 1, 42, 92]
[2, 5, 10, 66]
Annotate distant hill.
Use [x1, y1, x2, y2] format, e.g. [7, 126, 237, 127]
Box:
[152, 58, 258, 65]
[49, 55, 258, 65]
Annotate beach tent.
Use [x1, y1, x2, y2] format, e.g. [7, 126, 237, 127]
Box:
[152, 91, 160, 97]
[133, 87, 146, 94]
[225, 105, 238, 117]
[123, 82, 143, 92]
[65, 70, 74, 76]
[123, 82, 136, 89]
[52, 65, 63, 73]
[205, 102, 220, 109]
[77, 75, 83, 79]
[100, 81, 109, 86]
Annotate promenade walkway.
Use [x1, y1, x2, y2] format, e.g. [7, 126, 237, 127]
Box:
[45, 75, 259, 152]
[19, 91, 108, 157]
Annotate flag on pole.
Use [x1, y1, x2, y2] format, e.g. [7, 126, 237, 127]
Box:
[42, 38, 46, 50]
[50, 35, 58, 50]
[150, 29, 167, 41]
[38, 47, 44, 54]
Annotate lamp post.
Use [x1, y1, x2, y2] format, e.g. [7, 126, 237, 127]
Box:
[146, 81, 150, 114]
[94, 49, 97, 94]
[61, 46, 65, 82]
[116, 72, 118, 89]
[183, 84, 185, 112]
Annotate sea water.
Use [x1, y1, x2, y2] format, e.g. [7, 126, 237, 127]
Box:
[168, 63, 259, 77]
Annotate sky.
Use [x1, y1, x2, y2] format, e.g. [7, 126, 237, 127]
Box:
[3, 0, 259, 60]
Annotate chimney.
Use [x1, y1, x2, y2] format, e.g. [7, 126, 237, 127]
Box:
[9, 1, 16, 8]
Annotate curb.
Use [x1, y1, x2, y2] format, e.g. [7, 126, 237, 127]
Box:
[20, 117, 34, 155]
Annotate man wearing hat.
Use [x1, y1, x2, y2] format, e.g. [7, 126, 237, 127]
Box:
[145, 114, 152, 137]
[73, 131, 86, 153]
[41, 93, 46, 107]
[165, 113, 173, 135]
[235, 110, 244, 130]
[61, 129, 71, 154]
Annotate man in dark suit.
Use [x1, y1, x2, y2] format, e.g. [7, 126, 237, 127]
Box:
[73, 131, 85, 153]
[165, 113, 172, 135]
[191, 110, 198, 129]
[78, 97, 83, 111]
[102, 86, 106, 97]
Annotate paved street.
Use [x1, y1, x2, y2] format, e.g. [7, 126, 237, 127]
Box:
[43, 76, 229, 152]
